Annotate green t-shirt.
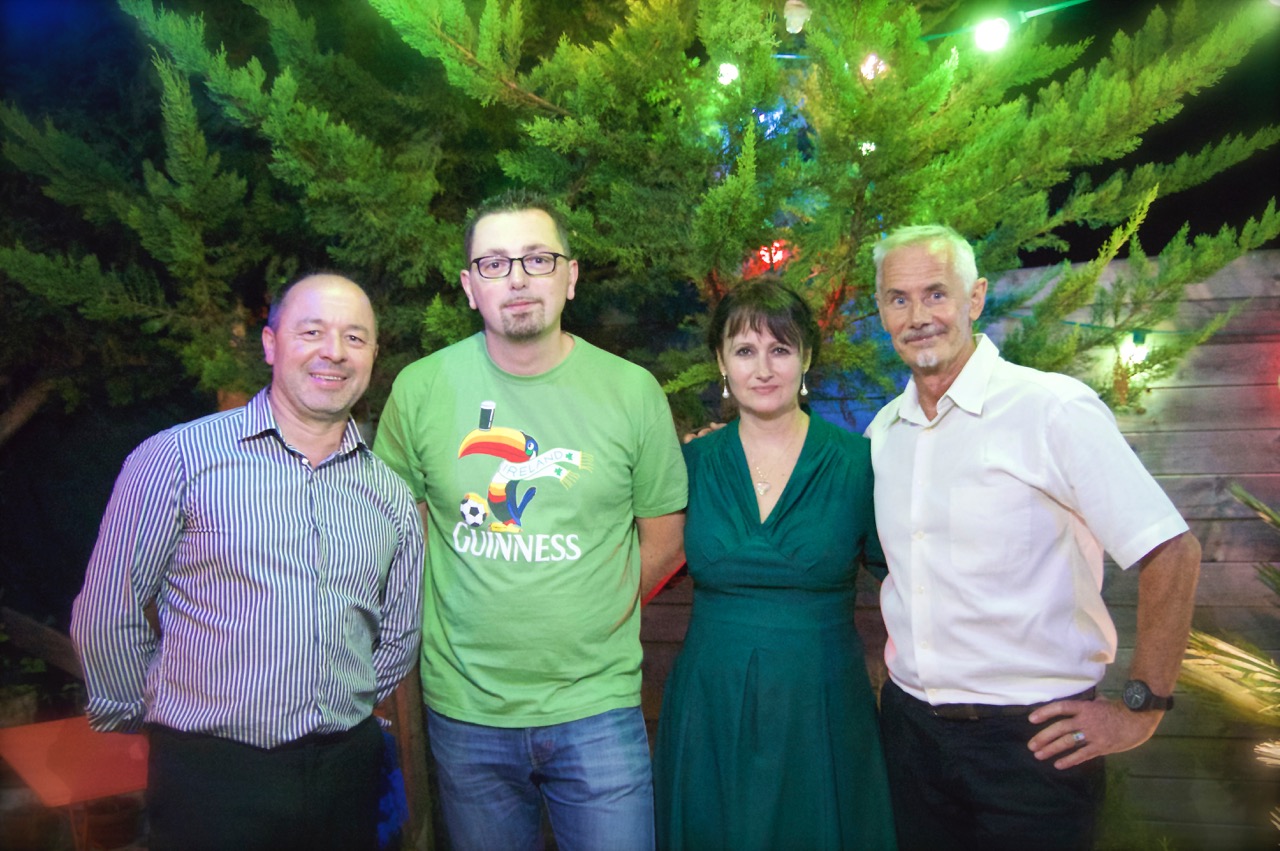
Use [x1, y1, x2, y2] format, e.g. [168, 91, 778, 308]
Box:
[375, 333, 688, 726]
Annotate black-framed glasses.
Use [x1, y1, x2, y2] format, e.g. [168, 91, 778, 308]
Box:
[470, 252, 569, 279]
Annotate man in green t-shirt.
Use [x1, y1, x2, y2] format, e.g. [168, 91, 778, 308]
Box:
[375, 190, 687, 851]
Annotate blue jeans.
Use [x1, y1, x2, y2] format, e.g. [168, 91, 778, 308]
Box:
[426, 705, 655, 851]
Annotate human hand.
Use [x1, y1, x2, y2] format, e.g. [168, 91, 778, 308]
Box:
[1027, 696, 1162, 770]
[682, 421, 725, 444]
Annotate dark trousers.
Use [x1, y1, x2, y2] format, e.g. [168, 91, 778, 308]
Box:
[147, 718, 383, 851]
[879, 679, 1105, 851]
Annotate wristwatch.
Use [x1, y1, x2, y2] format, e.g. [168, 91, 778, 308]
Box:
[1122, 679, 1174, 711]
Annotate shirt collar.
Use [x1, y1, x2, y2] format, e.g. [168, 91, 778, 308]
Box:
[897, 334, 999, 424]
[240, 386, 367, 457]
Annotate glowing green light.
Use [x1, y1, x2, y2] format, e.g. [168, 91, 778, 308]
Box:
[920, 0, 1093, 45]
[1120, 329, 1149, 365]
[974, 18, 1012, 51]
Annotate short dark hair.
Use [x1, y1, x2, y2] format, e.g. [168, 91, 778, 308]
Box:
[266, 272, 373, 334]
[707, 279, 821, 366]
[266, 278, 301, 332]
[462, 189, 573, 263]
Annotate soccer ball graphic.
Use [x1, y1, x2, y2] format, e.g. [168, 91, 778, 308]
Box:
[459, 493, 489, 528]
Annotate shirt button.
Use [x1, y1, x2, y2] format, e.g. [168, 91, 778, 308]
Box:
[912, 530, 924, 541]
[919, 640, 930, 649]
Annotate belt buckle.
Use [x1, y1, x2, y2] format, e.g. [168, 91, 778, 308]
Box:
[931, 702, 983, 720]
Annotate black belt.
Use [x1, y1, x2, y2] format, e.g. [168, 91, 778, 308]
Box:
[149, 716, 376, 751]
[924, 687, 1096, 721]
[275, 716, 377, 750]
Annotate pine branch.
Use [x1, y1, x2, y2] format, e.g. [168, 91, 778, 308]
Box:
[0, 245, 163, 322]
[243, 0, 442, 139]
[999, 187, 1157, 373]
[0, 104, 135, 226]
[121, 0, 451, 282]
[367, 0, 569, 115]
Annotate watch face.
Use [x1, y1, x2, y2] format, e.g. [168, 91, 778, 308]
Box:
[1123, 680, 1150, 710]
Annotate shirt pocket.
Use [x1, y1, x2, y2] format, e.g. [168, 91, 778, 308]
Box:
[947, 483, 1033, 577]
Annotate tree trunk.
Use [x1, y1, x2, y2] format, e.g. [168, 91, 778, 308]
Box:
[0, 378, 56, 451]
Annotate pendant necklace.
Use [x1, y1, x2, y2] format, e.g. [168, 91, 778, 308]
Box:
[749, 427, 803, 497]
[753, 467, 771, 496]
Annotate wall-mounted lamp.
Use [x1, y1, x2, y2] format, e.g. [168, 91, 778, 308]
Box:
[1119, 329, 1149, 365]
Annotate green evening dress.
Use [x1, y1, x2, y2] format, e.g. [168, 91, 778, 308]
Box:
[653, 415, 897, 851]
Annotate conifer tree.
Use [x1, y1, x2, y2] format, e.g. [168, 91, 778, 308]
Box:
[1, 0, 1277, 445]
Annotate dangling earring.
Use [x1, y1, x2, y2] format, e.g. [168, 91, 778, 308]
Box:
[721, 374, 730, 399]
[800, 372, 809, 397]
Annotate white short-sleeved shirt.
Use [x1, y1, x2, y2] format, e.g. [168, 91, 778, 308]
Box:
[865, 335, 1188, 705]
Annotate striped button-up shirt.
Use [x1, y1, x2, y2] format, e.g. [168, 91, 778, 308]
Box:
[71, 388, 424, 749]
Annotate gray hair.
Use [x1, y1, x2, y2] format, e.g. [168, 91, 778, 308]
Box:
[872, 225, 979, 295]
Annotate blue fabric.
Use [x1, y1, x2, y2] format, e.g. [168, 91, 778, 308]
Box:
[426, 705, 654, 851]
[377, 730, 409, 850]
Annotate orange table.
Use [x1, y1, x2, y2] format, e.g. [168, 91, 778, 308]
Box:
[0, 715, 147, 848]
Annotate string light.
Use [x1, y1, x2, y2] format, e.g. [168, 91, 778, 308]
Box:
[860, 53, 889, 79]
[1119, 329, 1149, 365]
[974, 18, 1012, 51]
[758, 240, 790, 267]
[922, 0, 1094, 51]
[742, 240, 794, 278]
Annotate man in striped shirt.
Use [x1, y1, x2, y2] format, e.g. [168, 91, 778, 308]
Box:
[71, 274, 425, 851]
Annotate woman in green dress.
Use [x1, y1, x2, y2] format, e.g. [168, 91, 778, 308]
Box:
[653, 281, 896, 850]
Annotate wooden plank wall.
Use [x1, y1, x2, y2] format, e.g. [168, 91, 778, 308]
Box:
[641, 250, 1280, 850]
[1106, 250, 1280, 850]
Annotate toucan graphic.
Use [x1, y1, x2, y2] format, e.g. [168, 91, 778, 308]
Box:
[458, 426, 540, 531]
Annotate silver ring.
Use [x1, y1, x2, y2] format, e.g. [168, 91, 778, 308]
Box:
[1072, 730, 1086, 745]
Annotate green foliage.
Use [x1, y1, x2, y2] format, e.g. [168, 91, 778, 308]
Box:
[1, 0, 1277, 440]
[1228, 483, 1280, 600]
[421, 293, 481, 352]
[1096, 763, 1178, 851]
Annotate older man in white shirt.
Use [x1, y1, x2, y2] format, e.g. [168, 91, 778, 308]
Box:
[865, 225, 1201, 851]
